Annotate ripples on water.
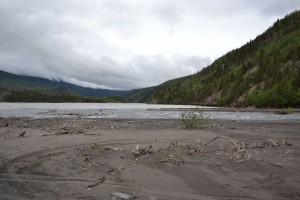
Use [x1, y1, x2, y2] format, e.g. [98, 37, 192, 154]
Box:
[0, 103, 299, 121]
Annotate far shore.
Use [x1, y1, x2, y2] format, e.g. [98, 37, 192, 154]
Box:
[148, 106, 300, 113]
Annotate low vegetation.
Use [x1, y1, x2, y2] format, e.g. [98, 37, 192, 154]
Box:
[48, 108, 58, 113]
[180, 107, 209, 129]
[2, 89, 124, 103]
[91, 143, 103, 151]
[276, 107, 294, 115]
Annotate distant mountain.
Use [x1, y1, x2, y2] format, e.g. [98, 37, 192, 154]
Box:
[0, 70, 127, 97]
[0, 70, 127, 102]
[124, 11, 300, 108]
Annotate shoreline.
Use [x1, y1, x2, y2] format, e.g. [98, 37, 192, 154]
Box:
[148, 106, 300, 113]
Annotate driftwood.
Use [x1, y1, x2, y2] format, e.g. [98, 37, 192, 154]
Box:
[155, 158, 182, 165]
[53, 123, 85, 135]
[269, 139, 279, 147]
[107, 166, 124, 174]
[111, 192, 131, 200]
[281, 138, 292, 146]
[5, 122, 10, 127]
[86, 181, 100, 188]
[107, 168, 115, 174]
[263, 159, 283, 167]
[210, 159, 223, 167]
[98, 176, 106, 183]
[281, 150, 294, 157]
[86, 176, 105, 188]
[204, 136, 238, 147]
[204, 136, 292, 150]
[129, 137, 293, 166]
[132, 144, 156, 158]
[19, 130, 26, 137]
[40, 133, 55, 136]
[84, 133, 101, 136]
[105, 146, 125, 151]
[166, 139, 179, 149]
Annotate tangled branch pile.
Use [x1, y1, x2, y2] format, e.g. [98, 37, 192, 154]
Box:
[131, 137, 293, 165]
[53, 123, 85, 135]
[204, 136, 292, 162]
[132, 144, 156, 158]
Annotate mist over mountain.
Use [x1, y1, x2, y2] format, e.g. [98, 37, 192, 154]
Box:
[0, 70, 126, 102]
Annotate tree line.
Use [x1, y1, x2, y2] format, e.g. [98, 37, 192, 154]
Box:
[1, 89, 124, 103]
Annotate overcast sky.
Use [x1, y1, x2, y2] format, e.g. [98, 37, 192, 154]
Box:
[0, 0, 299, 90]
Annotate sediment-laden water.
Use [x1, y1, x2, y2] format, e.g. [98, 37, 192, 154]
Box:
[0, 103, 299, 121]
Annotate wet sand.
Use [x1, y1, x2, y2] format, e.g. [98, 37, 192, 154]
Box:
[0, 117, 299, 200]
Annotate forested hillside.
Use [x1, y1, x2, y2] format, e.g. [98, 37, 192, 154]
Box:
[125, 11, 300, 108]
[0, 70, 127, 97]
[0, 70, 126, 102]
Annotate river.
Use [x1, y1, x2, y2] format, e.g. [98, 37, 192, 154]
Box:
[0, 103, 299, 121]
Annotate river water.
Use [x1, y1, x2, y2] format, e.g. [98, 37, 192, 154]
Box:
[0, 103, 299, 121]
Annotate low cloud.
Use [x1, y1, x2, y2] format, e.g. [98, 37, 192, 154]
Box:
[0, 0, 298, 90]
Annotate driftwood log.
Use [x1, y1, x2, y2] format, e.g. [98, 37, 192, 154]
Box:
[5, 122, 10, 127]
[19, 130, 26, 137]
[86, 176, 105, 188]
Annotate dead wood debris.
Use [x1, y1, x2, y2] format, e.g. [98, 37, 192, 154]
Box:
[18, 130, 26, 137]
[111, 192, 131, 200]
[5, 121, 10, 127]
[129, 137, 292, 166]
[86, 176, 105, 188]
[155, 157, 183, 165]
[183, 140, 207, 155]
[230, 150, 250, 161]
[262, 159, 284, 167]
[203, 136, 293, 163]
[107, 166, 124, 174]
[40, 133, 55, 136]
[209, 159, 223, 167]
[105, 146, 125, 151]
[281, 150, 294, 157]
[132, 144, 156, 158]
[204, 136, 238, 147]
[52, 123, 85, 135]
[84, 132, 101, 136]
[204, 136, 292, 150]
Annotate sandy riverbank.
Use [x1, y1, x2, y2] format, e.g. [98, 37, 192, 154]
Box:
[0, 117, 299, 200]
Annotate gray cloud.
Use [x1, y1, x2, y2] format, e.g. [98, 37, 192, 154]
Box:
[0, 0, 298, 90]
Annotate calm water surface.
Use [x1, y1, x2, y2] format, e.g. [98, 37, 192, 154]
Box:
[0, 103, 299, 121]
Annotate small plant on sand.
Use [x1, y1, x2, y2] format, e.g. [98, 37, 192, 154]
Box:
[48, 107, 58, 113]
[280, 107, 294, 114]
[91, 143, 102, 151]
[180, 107, 209, 129]
[73, 111, 84, 119]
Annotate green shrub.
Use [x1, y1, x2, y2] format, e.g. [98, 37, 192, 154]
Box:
[91, 143, 102, 151]
[48, 108, 58, 113]
[278, 107, 294, 114]
[217, 95, 231, 106]
[180, 107, 209, 129]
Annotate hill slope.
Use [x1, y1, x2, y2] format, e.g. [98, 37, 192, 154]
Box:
[0, 70, 127, 96]
[0, 70, 127, 102]
[125, 11, 300, 108]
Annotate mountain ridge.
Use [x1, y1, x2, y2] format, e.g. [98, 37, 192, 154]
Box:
[124, 10, 300, 108]
[0, 70, 127, 97]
